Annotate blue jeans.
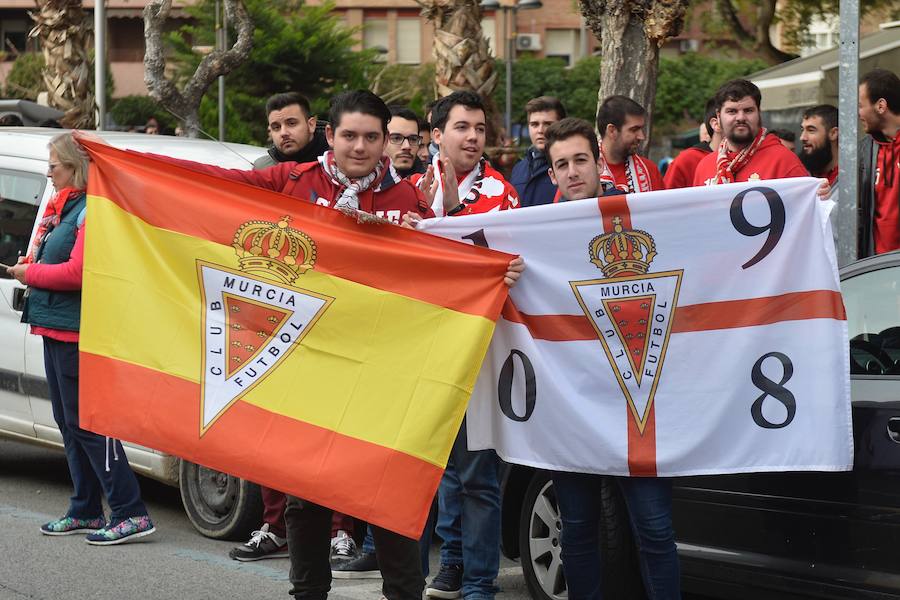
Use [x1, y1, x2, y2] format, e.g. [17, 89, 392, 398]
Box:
[44, 337, 148, 522]
[433, 418, 501, 600]
[551, 473, 680, 600]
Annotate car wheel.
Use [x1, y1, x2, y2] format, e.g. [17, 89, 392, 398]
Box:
[179, 460, 263, 540]
[520, 470, 567, 600]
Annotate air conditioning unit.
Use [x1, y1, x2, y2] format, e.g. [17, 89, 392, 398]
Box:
[516, 33, 542, 52]
[679, 38, 700, 53]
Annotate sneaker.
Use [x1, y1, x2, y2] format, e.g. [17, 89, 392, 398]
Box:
[331, 551, 381, 579]
[85, 515, 156, 546]
[40, 516, 105, 536]
[329, 529, 358, 564]
[425, 564, 463, 599]
[229, 523, 289, 561]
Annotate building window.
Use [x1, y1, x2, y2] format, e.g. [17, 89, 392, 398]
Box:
[1, 18, 28, 55]
[481, 17, 496, 56]
[396, 18, 421, 64]
[363, 18, 389, 60]
[545, 29, 579, 66]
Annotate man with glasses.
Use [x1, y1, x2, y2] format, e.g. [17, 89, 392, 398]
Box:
[385, 106, 427, 179]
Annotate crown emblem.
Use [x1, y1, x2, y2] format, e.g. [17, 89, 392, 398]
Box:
[588, 217, 657, 278]
[232, 216, 317, 285]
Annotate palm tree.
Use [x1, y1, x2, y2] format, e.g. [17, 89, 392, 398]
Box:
[30, 0, 95, 128]
[419, 0, 502, 143]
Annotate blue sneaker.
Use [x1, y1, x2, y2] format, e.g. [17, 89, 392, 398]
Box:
[85, 515, 156, 546]
[40, 516, 105, 536]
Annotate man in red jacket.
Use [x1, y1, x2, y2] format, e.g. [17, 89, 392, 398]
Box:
[597, 95, 665, 192]
[412, 91, 520, 217]
[140, 91, 432, 226]
[858, 68, 900, 256]
[693, 79, 808, 186]
[664, 98, 721, 190]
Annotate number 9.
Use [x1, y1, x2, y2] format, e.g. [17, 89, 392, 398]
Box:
[729, 187, 786, 269]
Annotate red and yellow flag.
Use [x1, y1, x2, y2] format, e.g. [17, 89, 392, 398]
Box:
[78, 141, 511, 538]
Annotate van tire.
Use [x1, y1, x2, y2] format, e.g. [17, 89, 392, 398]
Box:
[179, 460, 264, 540]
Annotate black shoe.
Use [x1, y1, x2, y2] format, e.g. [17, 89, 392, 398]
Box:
[331, 551, 382, 579]
[425, 563, 463, 599]
[228, 523, 289, 562]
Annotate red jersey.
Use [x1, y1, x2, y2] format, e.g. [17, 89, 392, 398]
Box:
[692, 135, 808, 186]
[664, 145, 711, 190]
[606, 155, 665, 192]
[146, 153, 433, 224]
[410, 160, 519, 216]
[873, 134, 900, 254]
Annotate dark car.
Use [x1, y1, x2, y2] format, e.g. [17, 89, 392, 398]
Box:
[501, 250, 900, 600]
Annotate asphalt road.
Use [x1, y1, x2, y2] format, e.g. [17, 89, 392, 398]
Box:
[0, 438, 532, 600]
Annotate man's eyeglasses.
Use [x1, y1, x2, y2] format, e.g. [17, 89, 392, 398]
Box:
[387, 134, 423, 147]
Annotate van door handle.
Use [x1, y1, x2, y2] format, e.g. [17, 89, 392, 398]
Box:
[888, 418, 900, 443]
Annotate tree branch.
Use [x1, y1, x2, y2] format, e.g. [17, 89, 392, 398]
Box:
[715, 0, 753, 43]
[143, 0, 253, 135]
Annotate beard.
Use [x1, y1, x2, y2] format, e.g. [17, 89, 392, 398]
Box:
[726, 123, 757, 146]
[800, 142, 833, 175]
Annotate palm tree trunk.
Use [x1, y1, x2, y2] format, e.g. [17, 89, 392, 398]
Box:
[30, 0, 95, 129]
[419, 0, 502, 144]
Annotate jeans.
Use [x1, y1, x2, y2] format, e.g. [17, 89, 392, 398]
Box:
[551, 472, 680, 600]
[285, 496, 423, 600]
[433, 418, 501, 600]
[44, 337, 147, 522]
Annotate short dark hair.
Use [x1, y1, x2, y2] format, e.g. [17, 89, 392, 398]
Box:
[265, 92, 312, 119]
[388, 105, 419, 123]
[596, 95, 646, 136]
[802, 104, 838, 130]
[525, 96, 567, 120]
[714, 79, 762, 111]
[328, 90, 391, 134]
[770, 129, 795, 142]
[860, 68, 900, 113]
[544, 117, 600, 165]
[431, 91, 485, 132]
[418, 117, 430, 133]
[703, 97, 718, 138]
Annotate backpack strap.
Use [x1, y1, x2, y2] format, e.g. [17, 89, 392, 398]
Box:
[280, 161, 318, 197]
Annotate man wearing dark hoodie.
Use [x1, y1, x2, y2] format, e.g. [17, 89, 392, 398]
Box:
[253, 92, 330, 169]
[510, 96, 566, 206]
[858, 68, 900, 257]
[386, 106, 427, 179]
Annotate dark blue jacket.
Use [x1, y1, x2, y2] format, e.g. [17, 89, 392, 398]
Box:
[22, 192, 86, 332]
[510, 147, 557, 208]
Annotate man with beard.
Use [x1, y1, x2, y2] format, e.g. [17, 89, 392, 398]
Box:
[858, 68, 900, 256]
[597, 95, 665, 192]
[664, 98, 721, 189]
[510, 96, 566, 206]
[385, 106, 427, 179]
[799, 104, 839, 186]
[254, 92, 330, 169]
[693, 79, 807, 186]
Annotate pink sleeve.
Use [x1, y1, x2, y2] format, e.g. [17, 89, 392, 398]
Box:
[25, 222, 84, 291]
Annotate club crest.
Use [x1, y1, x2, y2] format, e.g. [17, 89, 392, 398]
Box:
[197, 216, 333, 435]
[570, 217, 682, 434]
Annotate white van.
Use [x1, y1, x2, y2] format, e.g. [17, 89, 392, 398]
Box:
[0, 127, 269, 539]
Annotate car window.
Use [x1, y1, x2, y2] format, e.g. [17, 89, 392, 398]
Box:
[0, 168, 45, 277]
[843, 264, 900, 376]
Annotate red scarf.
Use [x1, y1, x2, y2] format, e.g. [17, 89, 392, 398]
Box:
[599, 145, 653, 193]
[26, 186, 82, 263]
[713, 127, 768, 184]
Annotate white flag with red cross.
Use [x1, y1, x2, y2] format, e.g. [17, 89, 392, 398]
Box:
[420, 177, 852, 477]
